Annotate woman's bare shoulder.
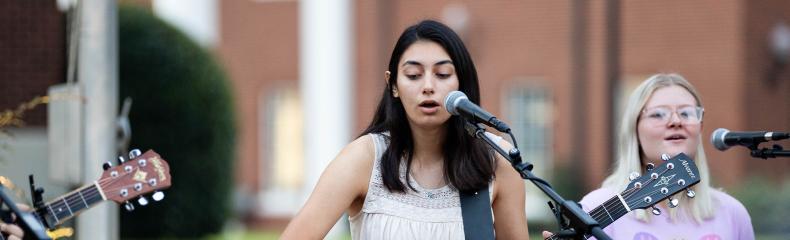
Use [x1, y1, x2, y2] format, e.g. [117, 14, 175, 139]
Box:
[328, 134, 377, 178]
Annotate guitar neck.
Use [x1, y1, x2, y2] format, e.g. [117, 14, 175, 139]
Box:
[35, 182, 106, 228]
[547, 195, 628, 240]
[585, 195, 630, 229]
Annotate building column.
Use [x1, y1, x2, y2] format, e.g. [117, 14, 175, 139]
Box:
[77, 0, 118, 239]
[299, 0, 353, 238]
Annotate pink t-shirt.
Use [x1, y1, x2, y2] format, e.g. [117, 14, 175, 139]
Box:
[579, 187, 755, 240]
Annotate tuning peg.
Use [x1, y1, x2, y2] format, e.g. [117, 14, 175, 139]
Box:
[628, 172, 640, 181]
[152, 191, 165, 201]
[686, 189, 696, 198]
[124, 201, 135, 212]
[661, 153, 671, 161]
[137, 196, 149, 206]
[645, 163, 655, 171]
[667, 197, 679, 208]
[129, 149, 142, 159]
[118, 156, 126, 163]
[650, 206, 661, 215]
[102, 161, 113, 170]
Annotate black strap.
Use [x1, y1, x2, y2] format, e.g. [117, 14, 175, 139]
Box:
[460, 186, 494, 240]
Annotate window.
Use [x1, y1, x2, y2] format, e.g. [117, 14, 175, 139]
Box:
[504, 83, 553, 220]
[259, 87, 304, 217]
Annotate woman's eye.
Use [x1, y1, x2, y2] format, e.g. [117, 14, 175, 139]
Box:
[436, 73, 451, 79]
[648, 112, 666, 119]
[405, 74, 420, 80]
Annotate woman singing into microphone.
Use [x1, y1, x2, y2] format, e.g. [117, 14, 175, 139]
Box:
[282, 20, 530, 239]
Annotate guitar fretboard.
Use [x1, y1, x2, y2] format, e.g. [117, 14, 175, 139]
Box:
[547, 195, 628, 240]
[586, 195, 629, 228]
[37, 183, 105, 227]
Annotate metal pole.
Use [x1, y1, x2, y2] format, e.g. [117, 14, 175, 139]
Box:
[76, 0, 118, 239]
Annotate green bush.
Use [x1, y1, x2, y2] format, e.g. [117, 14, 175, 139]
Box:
[731, 177, 790, 236]
[118, 5, 236, 238]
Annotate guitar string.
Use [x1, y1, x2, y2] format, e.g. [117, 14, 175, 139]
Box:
[549, 159, 693, 239]
[589, 167, 675, 223]
[587, 179, 644, 223]
[602, 180, 689, 225]
[544, 176, 663, 239]
[46, 166, 141, 215]
[48, 154, 165, 210]
[46, 176, 139, 223]
[589, 171, 665, 223]
[44, 162, 162, 222]
[44, 178, 115, 222]
[575, 182, 683, 240]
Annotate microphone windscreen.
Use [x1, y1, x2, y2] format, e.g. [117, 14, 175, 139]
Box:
[711, 128, 730, 151]
[444, 91, 467, 115]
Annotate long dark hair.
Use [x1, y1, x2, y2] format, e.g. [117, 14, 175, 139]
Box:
[360, 20, 496, 193]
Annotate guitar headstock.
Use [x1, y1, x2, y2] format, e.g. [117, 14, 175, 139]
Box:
[622, 153, 700, 210]
[98, 150, 171, 204]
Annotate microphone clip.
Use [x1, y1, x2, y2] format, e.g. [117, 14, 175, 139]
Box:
[749, 144, 790, 159]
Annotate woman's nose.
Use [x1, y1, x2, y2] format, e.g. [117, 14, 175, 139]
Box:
[667, 112, 683, 127]
[422, 78, 435, 95]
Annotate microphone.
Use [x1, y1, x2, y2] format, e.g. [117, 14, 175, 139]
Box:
[444, 91, 511, 132]
[710, 128, 790, 151]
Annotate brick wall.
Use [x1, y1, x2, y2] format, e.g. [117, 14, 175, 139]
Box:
[0, 0, 65, 127]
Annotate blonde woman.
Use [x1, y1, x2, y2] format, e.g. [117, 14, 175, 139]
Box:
[545, 73, 754, 239]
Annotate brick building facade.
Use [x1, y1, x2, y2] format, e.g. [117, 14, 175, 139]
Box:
[0, 0, 65, 126]
[3, 0, 788, 232]
[217, 0, 789, 229]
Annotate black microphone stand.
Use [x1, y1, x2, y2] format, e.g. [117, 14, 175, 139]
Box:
[0, 184, 50, 240]
[748, 143, 790, 159]
[464, 121, 611, 240]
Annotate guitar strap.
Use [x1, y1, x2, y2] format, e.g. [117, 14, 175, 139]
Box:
[460, 185, 494, 240]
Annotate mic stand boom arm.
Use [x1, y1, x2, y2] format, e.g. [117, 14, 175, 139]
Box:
[466, 121, 611, 240]
[749, 144, 790, 159]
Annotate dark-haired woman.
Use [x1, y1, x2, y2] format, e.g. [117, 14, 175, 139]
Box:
[282, 20, 530, 239]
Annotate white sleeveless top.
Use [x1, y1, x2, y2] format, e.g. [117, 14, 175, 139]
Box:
[349, 133, 498, 240]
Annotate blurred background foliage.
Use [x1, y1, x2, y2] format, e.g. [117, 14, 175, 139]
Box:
[732, 177, 790, 237]
[118, 5, 236, 238]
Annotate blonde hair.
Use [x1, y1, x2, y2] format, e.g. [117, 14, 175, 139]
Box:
[602, 73, 714, 223]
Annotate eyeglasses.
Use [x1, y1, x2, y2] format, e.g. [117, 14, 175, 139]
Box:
[640, 106, 704, 125]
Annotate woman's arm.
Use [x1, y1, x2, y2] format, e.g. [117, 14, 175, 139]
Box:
[281, 136, 375, 239]
[491, 139, 530, 240]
